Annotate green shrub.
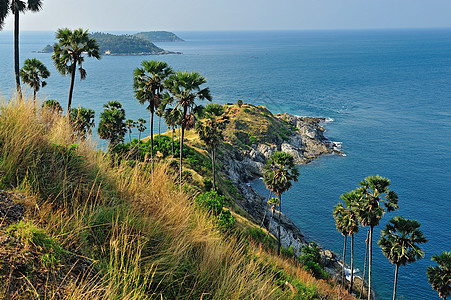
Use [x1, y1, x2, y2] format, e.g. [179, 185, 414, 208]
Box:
[195, 191, 235, 232]
[216, 209, 235, 232]
[299, 242, 327, 279]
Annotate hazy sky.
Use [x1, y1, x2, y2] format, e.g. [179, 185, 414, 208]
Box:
[2, 0, 451, 32]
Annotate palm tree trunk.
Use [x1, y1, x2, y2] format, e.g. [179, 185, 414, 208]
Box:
[393, 264, 399, 300]
[368, 226, 373, 300]
[359, 230, 369, 299]
[171, 128, 174, 158]
[260, 191, 272, 229]
[14, 11, 22, 99]
[350, 234, 355, 294]
[67, 62, 77, 114]
[139, 131, 142, 143]
[150, 112, 154, 171]
[158, 115, 161, 137]
[179, 107, 187, 187]
[128, 130, 131, 143]
[266, 206, 275, 239]
[212, 147, 216, 190]
[179, 125, 185, 187]
[342, 235, 347, 288]
[277, 195, 282, 256]
[33, 89, 37, 104]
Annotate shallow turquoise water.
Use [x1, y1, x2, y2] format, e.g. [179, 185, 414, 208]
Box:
[1, 29, 450, 299]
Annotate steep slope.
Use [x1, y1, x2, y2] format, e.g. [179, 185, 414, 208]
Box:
[0, 97, 353, 299]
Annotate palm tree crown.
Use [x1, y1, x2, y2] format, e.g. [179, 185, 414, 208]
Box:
[52, 28, 100, 113]
[427, 251, 451, 300]
[378, 216, 427, 266]
[19, 58, 50, 101]
[378, 216, 427, 300]
[263, 152, 299, 198]
[356, 175, 399, 227]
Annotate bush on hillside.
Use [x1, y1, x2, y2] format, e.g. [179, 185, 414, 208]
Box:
[195, 191, 235, 232]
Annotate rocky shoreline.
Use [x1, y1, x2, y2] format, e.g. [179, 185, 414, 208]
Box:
[216, 113, 365, 286]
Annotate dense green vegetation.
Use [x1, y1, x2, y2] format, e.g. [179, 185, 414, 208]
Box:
[41, 32, 169, 55]
[133, 31, 184, 42]
[90, 32, 166, 54]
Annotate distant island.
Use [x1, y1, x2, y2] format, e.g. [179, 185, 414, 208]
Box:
[39, 31, 183, 56]
[133, 31, 184, 42]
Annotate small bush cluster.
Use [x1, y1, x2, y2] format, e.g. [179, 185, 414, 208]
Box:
[299, 242, 328, 279]
[195, 191, 235, 232]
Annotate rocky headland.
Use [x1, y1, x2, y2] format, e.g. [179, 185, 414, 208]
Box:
[211, 103, 371, 295]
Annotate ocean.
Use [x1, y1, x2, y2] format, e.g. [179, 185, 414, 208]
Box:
[1, 29, 450, 299]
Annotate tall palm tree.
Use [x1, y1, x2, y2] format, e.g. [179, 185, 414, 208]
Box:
[263, 151, 299, 255]
[378, 216, 427, 300]
[163, 107, 181, 158]
[165, 71, 212, 185]
[19, 58, 49, 102]
[133, 60, 173, 170]
[340, 189, 361, 293]
[196, 103, 228, 190]
[333, 202, 350, 288]
[427, 251, 451, 300]
[52, 28, 100, 114]
[0, 0, 43, 98]
[354, 175, 399, 300]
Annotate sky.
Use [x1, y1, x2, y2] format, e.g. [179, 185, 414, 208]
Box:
[1, 0, 451, 32]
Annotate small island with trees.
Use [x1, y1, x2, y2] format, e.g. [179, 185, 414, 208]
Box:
[133, 31, 184, 42]
[39, 31, 183, 56]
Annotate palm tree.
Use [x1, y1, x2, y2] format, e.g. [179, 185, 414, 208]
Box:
[163, 107, 181, 158]
[378, 216, 427, 300]
[125, 119, 136, 143]
[263, 151, 299, 255]
[137, 118, 147, 143]
[98, 101, 126, 167]
[133, 60, 173, 171]
[69, 106, 95, 139]
[196, 103, 228, 190]
[333, 203, 350, 288]
[340, 189, 361, 293]
[427, 251, 451, 300]
[165, 71, 212, 186]
[354, 175, 399, 300]
[0, 0, 43, 98]
[19, 58, 49, 102]
[52, 28, 100, 114]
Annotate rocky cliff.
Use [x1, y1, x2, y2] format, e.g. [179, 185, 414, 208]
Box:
[216, 105, 343, 257]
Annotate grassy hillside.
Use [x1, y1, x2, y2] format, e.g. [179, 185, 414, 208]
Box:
[0, 97, 353, 299]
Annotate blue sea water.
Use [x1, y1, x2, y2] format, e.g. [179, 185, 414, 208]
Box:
[1, 29, 450, 299]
